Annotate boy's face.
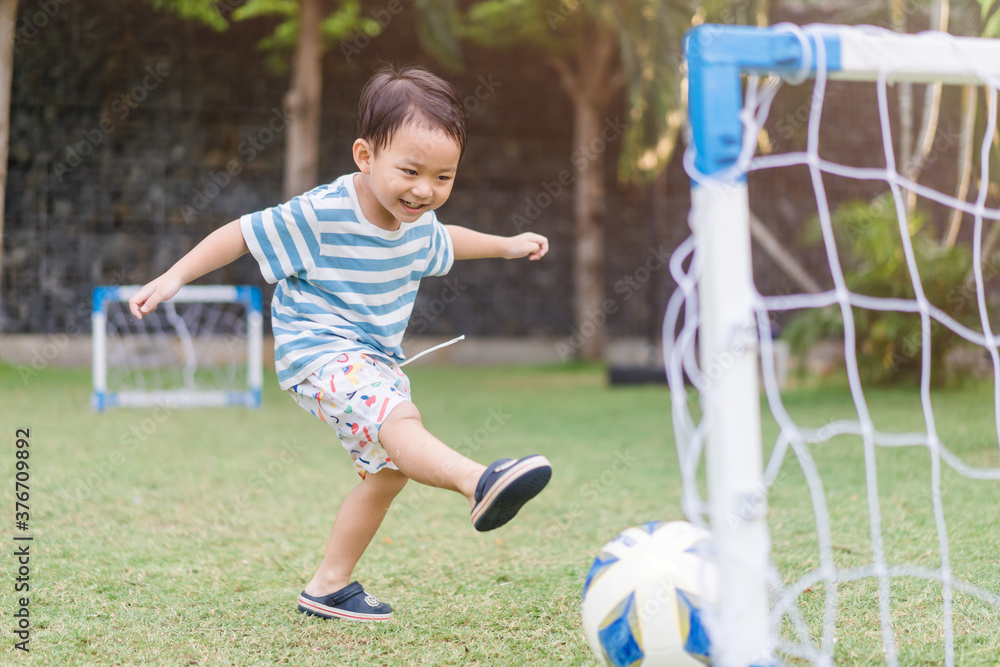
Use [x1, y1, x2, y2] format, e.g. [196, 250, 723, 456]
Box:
[353, 121, 461, 230]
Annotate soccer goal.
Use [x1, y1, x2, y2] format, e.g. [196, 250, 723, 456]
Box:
[92, 285, 263, 410]
[666, 23, 1000, 666]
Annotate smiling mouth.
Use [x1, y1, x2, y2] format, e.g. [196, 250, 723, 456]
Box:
[400, 199, 428, 211]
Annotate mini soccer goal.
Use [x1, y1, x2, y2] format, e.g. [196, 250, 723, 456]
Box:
[667, 23, 1000, 667]
[91, 285, 263, 411]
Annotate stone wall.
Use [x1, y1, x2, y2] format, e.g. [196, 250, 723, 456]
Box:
[5, 0, 693, 349]
[3, 0, 972, 353]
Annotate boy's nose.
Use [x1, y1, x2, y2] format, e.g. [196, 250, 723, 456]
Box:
[411, 182, 433, 200]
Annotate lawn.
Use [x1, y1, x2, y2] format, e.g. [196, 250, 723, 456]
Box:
[1, 362, 998, 665]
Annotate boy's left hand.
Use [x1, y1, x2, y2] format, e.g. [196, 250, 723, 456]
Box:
[505, 232, 549, 261]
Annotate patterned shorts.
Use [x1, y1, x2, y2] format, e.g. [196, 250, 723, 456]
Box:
[288, 352, 411, 478]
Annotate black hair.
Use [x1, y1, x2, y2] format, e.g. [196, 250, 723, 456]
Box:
[357, 64, 469, 156]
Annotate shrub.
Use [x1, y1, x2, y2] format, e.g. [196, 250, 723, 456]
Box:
[782, 194, 974, 387]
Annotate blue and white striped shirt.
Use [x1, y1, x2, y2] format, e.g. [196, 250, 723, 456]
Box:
[240, 173, 454, 389]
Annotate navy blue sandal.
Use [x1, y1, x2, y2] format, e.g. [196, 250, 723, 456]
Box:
[297, 581, 393, 622]
[471, 455, 552, 532]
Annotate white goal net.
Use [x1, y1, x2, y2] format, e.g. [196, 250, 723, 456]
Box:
[92, 285, 264, 410]
[666, 23, 1000, 667]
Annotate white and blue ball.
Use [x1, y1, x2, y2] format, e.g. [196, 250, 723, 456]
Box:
[581, 521, 718, 667]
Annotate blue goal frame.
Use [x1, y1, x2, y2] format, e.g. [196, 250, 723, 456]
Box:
[91, 284, 263, 411]
[679, 22, 1000, 667]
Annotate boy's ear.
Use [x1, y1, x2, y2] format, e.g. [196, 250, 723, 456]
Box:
[353, 138, 374, 173]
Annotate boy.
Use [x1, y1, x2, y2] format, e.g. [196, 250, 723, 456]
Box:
[128, 65, 552, 622]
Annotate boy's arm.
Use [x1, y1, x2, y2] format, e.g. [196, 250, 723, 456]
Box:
[445, 225, 549, 261]
[129, 219, 249, 319]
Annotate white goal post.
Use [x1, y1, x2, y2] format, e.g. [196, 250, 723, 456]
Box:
[92, 284, 264, 411]
[671, 23, 1000, 667]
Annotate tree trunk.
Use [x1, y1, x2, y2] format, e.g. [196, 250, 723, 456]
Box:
[0, 0, 17, 322]
[904, 0, 948, 215]
[573, 99, 606, 360]
[749, 212, 822, 294]
[944, 84, 976, 248]
[550, 25, 621, 361]
[754, 0, 770, 27]
[977, 93, 1000, 261]
[282, 0, 323, 201]
[549, 22, 623, 360]
[890, 0, 914, 174]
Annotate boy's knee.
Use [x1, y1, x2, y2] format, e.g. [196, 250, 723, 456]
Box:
[385, 401, 421, 426]
[366, 468, 408, 497]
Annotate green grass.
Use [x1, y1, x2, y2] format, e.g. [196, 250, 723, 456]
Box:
[1, 363, 998, 665]
[763, 381, 1000, 665]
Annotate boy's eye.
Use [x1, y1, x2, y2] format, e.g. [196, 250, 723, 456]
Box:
[437, 175, 452, 182]
[402, 169, 417, 176]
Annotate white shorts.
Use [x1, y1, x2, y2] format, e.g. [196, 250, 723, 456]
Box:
[287, 352, 411, 478]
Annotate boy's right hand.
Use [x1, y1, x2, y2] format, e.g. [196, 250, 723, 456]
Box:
[129, 274, 182, 319]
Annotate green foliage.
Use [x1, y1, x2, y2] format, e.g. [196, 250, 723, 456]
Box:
[697, 0, 768, 25]
[232, 0, 297, 20]
[233, 0, 378, 74]
[145, 0, 233, 31]
[980, 0, 1000, 37]
[611, 0, 694, 181]
[232, 0, 299, 73]
[147, 0, 380, 75]
[412, 0, 464, 70]
[783, 194, 974, 386]
[464, 0, 694, 182]
[464, 0, 577, 52]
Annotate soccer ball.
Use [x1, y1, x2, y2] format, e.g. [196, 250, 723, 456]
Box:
[581, 521, 718, 667]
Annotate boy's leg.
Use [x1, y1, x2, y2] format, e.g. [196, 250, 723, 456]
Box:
[303, 468, 408, 597]
[377, 402, 551, 532]
[376, 402, 485, 506]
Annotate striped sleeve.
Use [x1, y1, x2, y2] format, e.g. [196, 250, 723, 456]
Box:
[422, 219, 455, 278]
[240, 195, 320, 284]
